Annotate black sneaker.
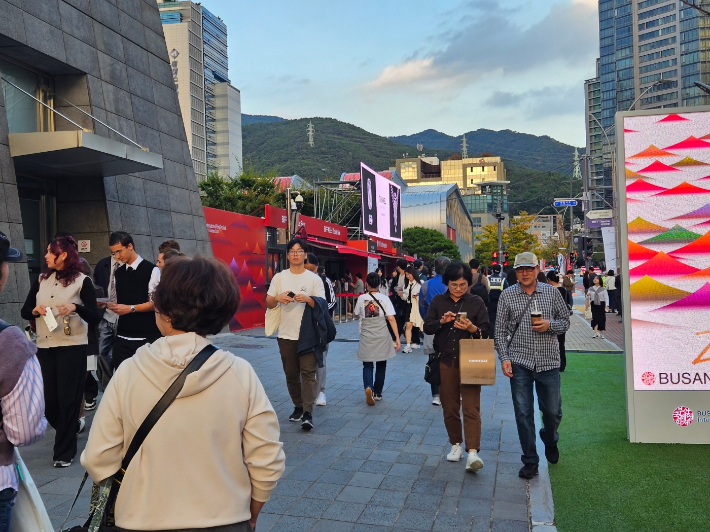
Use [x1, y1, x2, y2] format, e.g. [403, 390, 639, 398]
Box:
[301, 411, 313, 431]
[84, 399, 97, 411]
[288, 407, 303, 422]
[539, 428, 559, 464]
[519, 463, 539, 479]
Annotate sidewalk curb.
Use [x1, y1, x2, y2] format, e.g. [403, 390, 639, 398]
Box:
[529, 387, 557, 532]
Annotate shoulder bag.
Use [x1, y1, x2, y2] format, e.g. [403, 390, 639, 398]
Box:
[59, 344, 218, 532]
[367, 293, 396, 341]
[424, 299, 465, 386]
[265, 273, 281, 336]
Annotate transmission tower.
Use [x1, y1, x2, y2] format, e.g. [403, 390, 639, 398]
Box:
[306, 121, 315, 147]
[461, 134, 468, 159]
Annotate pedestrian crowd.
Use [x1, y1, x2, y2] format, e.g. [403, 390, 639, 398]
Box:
[1, 225, 572, 530]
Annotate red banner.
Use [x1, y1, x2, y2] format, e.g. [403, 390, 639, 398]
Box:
[203, 207, 266, 331]
[264, 205, 348, 243]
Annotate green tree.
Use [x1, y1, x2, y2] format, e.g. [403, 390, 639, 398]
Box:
[474, 213, 540, 266]
[402, 227, 461, 262]
[538, 239, 565, 265]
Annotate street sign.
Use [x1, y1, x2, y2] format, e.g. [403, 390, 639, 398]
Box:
[586, 209, 612, 219]
[588, 217, 613, 228]
[553, 199, 577, 207]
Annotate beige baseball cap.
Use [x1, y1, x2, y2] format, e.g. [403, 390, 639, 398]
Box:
[513, 252, 538, 269]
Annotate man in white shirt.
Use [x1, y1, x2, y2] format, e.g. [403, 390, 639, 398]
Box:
[266, 238, 325, 430]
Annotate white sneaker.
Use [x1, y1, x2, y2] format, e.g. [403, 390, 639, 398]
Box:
[600, 334, 605, 339]
[402, 345, 413, 353]
[411, 343, 421, 349]
[447, 443, 464, 462]
[77, 417, 85, 435]
[432, 395, 441, 406]
[592, 332, 599, 338]
[465, 449, 484, 472]
[315, 392, 327, 406]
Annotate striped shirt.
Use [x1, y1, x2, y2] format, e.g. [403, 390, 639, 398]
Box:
[0, 356, 47, 492]
[495, 281, 570, 372]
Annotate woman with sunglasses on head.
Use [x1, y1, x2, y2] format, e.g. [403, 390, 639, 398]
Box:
[21, 236, 100, 468]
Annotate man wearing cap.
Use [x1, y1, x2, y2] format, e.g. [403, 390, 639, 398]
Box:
[0, 233, 47, 530]
[487, 264, 508, 336]
[495, 252, 570, 480]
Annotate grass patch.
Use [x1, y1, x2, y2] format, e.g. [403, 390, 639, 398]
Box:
[549, 353, 710, 532]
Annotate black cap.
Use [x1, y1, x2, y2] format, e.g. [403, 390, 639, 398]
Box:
[491, 264, 502, 273]
[0, 231, 24, 263]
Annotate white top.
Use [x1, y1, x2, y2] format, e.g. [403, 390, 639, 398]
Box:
[267, 269, 325, 340]
[354, 292, 395, 319]
[606, 276, 616, 291]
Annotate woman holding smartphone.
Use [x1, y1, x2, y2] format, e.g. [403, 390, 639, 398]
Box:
[423, 262, 490, 472]
[402, 266, 423, 353]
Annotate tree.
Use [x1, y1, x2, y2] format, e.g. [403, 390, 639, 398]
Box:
[538, 239, 565, 265]
[402, 227, 461, 262]
[474, 212, 540, 266]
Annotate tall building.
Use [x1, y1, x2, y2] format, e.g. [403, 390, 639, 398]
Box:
[395, 155, 508, 237]
[585, 59, 606, 212]
[159, 0, 242, 180]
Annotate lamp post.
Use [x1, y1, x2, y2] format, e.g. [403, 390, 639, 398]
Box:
[286, 188, 304, 240]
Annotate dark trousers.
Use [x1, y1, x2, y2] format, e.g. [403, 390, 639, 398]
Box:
[590, 302, 606, 331]
[557, 333, 566, 372]
[36, 345, 87, 462]
[363, 361, 387, 395]
[509, 364, 562, 465]
[608, 289, 618, 312]
[487, 303, 498, 338]
[112, 336, 158, 369]
[118, 521, 253, 532]
[411, 326, 420, 345]
[84, 371, 99, 401]
[277, 339, 318, 413]
[439, 362, 482, 451]
[0, 488, 15, 532]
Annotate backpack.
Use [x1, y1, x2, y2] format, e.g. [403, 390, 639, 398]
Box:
[470, 273, 489, 307]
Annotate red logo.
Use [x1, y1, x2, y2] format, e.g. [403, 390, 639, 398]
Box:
[641, 372, 655, 385]
[672, 406, 694, 427]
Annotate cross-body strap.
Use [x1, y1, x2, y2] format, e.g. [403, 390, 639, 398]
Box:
[506, 293, 535, 350]
[114, 343, 218, 483]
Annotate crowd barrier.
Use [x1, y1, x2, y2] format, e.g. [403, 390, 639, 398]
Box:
[335, 293, 358, 323]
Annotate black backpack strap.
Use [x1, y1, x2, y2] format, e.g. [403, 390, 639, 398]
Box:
[113, 343, 218, 484]
[0, 321, 13, 334]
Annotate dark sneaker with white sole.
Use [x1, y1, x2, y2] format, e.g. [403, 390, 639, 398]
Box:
[519, 463, 539, 479]
[301, 411, 313, 430]
[539, 428, 559, 464]
[288, 407, 303, 422]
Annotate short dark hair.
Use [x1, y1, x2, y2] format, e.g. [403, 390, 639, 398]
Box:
[356, 272, 362, 279]
[161, 248, 184, 262]
[109, 231, 133, 248]
[469, 258, 480, 270]
[396, 258, 407, 270]
[317, 266, 325, 275]
[159, 240, 181, 253]
[287, 238, 307, 252]
[546, 271, 559, 283]
[443, 261, 473, 285]
[434, 256, 451, 275]
[413, 259, 422, 268]
[566, 269, 574, 275]
[607, 270, 615, 276]
[366, 272, 380, 290]
[153, 255, 240, 336]
[306, 253, 319, 265]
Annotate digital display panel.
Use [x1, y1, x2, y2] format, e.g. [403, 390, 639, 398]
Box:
[623, 111, 710, 391]
[360, 163, 402, 242]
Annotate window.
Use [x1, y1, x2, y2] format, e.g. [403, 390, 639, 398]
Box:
[0, 57, 53, 133]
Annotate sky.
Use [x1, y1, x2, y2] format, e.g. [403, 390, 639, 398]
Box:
[200, 0, 599, 148]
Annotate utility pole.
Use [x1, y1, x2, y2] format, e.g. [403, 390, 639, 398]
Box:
[494, 197, 505, 264]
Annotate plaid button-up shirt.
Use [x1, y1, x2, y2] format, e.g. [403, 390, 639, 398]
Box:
[495, 281, 570, 372]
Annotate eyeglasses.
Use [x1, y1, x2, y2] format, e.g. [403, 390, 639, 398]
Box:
[63, 316, 71, 336]
[449, 282, 468, 290]
[516, 267, 536, 274]
[288, 250, 305, 255]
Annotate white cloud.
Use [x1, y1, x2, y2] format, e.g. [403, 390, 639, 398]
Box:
[366, 58, 437, 89]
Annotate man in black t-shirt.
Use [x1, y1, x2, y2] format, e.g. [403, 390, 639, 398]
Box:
[106, 232, 161, 369]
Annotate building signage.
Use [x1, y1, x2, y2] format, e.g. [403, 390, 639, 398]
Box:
[370, 236, 392, 253]
[553, 198, 577, 207]
[264, 205, 347, 243]
[169, 48, 179, 95]
[619, 107, 710, 443]
[586, 209, 613, 228]
[78, 239, 90, 253]
[361, 163, 403, 242]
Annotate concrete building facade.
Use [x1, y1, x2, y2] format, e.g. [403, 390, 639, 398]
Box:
[159, 0, 242, 180]
[0, 0, 211, 325]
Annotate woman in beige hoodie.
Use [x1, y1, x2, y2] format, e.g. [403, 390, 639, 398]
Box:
[81, 256, 285, 532]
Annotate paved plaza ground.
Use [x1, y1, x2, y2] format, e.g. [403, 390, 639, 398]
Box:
[23, 278, 611, 532]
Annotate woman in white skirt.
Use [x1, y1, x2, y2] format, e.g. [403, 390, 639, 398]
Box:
[402, 266, 423, 353]
[354, 273, 401, 405]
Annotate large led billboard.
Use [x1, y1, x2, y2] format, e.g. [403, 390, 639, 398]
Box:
[361, 163, 402, 242]
[619, 108, 710, 443]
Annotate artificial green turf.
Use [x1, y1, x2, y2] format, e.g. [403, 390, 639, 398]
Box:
[549, 353, 710, 532]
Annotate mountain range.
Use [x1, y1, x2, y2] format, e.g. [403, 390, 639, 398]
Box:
[241, 114, 579, 216]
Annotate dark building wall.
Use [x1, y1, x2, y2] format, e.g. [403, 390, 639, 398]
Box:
[0, 0, 211, 325]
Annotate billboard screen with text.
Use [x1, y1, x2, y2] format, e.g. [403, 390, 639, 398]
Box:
[361, 163, 402, 242]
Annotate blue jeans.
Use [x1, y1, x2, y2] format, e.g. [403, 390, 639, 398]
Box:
[363, 361, 387, 395]
[509, 364, 562, 465]
[0, 488, 16, 532]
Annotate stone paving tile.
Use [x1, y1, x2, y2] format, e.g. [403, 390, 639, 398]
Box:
[394, 508, 438, 530]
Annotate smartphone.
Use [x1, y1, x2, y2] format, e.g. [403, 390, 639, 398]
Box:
[456, 311, 467, 324]
[287, 291, 295, 298]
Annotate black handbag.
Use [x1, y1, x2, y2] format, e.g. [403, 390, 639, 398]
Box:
[59, 344, 218, 532]
[424, 300, 466, 385]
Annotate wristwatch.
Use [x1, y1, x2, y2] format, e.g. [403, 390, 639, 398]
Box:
[130, 305, 136, 313]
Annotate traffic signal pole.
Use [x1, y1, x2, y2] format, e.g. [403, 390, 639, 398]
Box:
[495, 197, 504, 266]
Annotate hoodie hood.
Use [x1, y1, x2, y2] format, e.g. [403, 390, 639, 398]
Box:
[131, 333, 234, 398]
